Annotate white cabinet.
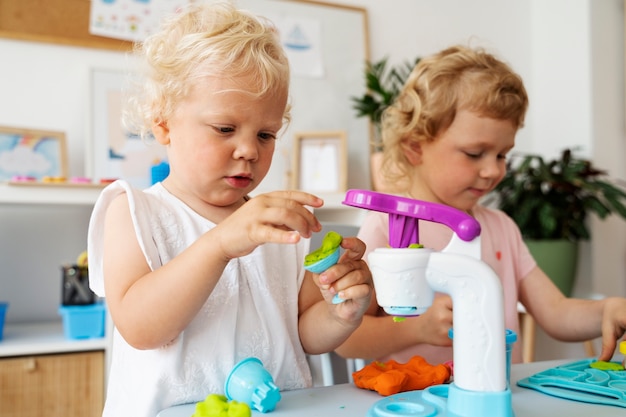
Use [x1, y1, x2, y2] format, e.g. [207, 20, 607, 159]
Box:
[0, 182, 109, 416]
[0, 182, 109, 359]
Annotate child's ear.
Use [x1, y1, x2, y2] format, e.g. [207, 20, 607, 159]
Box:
[152, 120, 171, 145]
[402, 140, 423, 165]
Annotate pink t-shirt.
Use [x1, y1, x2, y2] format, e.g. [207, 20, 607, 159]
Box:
[357, 204, 536, 365]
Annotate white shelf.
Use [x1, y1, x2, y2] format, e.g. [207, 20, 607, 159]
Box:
[0, 182, 104, 205]
[0, 321, 107, 357]
[314, 192, 367, 226]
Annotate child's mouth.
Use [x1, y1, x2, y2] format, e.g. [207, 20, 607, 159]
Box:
[226, 175, 252, 188]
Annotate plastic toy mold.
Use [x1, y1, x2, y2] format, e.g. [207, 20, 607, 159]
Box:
[304, 231, 344, 304]
[517, 358, 626, 408]
[304, 231, 342, 274]
[342, 189, 480, 248]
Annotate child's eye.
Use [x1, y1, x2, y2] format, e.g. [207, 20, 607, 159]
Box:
[464, 151, 482, 159]
[216, 126, 235, 134]
[258, 132, 277, 141]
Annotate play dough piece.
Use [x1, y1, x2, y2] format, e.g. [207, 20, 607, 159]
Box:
[303, 231, 342, 274]
[352, 355, 452, 396]
[590, 361, 625, 371]
[192, 394, 251, 417]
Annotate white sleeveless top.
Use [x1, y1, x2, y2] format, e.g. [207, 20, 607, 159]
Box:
[88, 181, 312, 417]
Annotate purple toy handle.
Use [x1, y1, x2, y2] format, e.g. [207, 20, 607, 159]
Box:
[342, 189, 481, 248]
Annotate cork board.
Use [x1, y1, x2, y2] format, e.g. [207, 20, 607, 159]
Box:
[0, 0, 132, 51]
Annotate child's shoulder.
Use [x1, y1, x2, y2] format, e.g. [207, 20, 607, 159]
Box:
[473, 204, 519, 231]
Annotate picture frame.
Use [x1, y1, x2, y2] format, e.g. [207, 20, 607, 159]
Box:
[0, 126, 67, 181]
[291, 130, 347, 193]
[88, 68, 168, 189]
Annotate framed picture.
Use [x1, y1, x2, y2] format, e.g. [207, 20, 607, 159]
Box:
[88, 68, 168, 189]
[0, 126, 67, 181]
[291, 130, 347, 193]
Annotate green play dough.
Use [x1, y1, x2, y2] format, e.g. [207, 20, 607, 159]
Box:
[589, 361, 625, 371]
[408, 243, 424, 249]
[192, 394, 251, 417]
[304, 231, 342, 265]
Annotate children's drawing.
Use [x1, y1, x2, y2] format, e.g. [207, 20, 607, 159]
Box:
[0, 127, 67, 181]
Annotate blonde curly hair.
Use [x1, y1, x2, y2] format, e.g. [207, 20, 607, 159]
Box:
[123, 1, 291, 141]
[380, 45, 528, 191]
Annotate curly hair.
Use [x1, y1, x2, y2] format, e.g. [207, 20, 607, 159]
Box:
[123, 1, 291, 141]
[380, 45, 529, 189]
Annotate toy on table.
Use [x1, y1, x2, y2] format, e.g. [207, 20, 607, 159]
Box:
[517, 358, 626, 408]
[352, 355, 451, 396]
[224, 357, 281, 413]
[590, 361, 625, 371]
[342, 189, 513, 417]
[304, 231, 345, 304]
[192, 394, 251, 417]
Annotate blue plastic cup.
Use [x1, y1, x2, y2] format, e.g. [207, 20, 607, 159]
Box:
[225, 357, 281, 413]
[0, 302, 8, 341]
[505, 329, 518, 385]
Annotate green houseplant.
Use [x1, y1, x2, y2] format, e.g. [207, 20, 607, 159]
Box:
[351, 57, 419, 191]
[489, 148, 626, 295]
[351, 56, 420, 152]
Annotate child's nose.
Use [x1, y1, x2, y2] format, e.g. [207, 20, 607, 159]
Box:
[481, 159, 504, 178]
[233, 137, 259, 161]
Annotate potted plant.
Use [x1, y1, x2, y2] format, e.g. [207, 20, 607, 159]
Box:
[351, 57, 419, 192]
[488, 148, 626, 295]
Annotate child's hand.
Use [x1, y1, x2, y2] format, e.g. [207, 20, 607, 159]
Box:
[414, 295, 453, 347]
[597, 297, 626, 362]
[214, 191, 323, 259]
[314, 236, 373, 319]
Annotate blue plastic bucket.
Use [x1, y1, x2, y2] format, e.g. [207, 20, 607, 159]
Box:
[0, 302, 8, 341]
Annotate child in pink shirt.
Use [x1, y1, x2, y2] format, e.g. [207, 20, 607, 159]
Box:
[336, 45, 626, 366]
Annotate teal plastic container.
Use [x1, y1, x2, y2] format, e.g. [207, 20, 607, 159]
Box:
[225, 357, 281, 413]
[58, 302, 106, 339]
[0, 302, 8, 341]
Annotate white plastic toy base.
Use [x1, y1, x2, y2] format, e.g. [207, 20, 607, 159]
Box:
[368, 248, 434, 316]
[367, 383, 514, 417]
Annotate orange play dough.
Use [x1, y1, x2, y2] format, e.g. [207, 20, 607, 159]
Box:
[352, 355, 451, 396]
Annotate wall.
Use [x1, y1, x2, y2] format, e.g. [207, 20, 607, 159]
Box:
[0, 0, 624, 360]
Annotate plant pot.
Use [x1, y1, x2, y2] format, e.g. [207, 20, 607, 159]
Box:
[524, 239, 578, 297]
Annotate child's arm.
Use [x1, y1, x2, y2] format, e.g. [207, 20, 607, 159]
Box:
[297, 236, 374, 355]
[519, 266, 626, 361]
[102, 190, 323, 350]
[334, 295, 453, 360]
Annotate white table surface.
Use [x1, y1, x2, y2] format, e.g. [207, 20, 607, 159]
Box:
[157, 359, 625, 417]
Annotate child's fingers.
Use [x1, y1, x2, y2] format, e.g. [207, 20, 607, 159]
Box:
[319, 259, 372, 297]
[337, 236, 366, 261]
[249, 193, 323, 237]
[333, 282, 372, 305]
